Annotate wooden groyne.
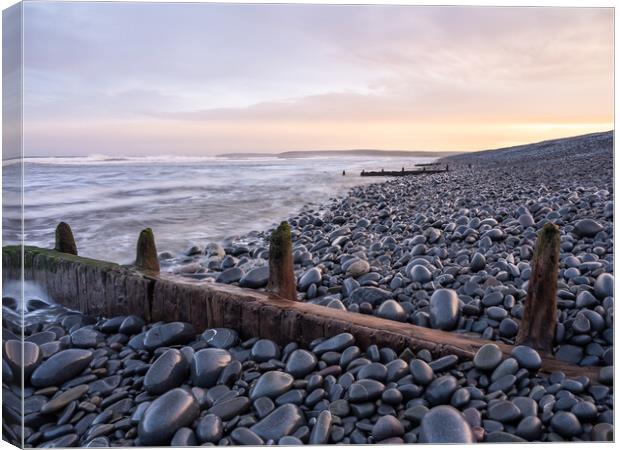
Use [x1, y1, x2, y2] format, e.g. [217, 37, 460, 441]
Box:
[360, 166, 448, 177]
[2, 244, 600, 382]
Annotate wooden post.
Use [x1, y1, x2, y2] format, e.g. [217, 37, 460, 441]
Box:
[54, 222, 77, 255]
[267, 221, 297, 301]
[516, 222, 560, 352]
[135, 228, 160, 273]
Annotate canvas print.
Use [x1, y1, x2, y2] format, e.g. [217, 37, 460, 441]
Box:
[1, 1, 614, 447]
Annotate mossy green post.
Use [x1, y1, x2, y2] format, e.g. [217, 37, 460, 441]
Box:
[135, 228, 160, 273]
[267, 221, 297, 301]
[55, 222, 78, 255]
[516, 222, 560, 353]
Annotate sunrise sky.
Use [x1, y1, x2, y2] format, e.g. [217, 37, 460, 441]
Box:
[17, 2, 614, 156]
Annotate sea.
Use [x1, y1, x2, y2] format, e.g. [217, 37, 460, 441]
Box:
[2, 154, 434, 265]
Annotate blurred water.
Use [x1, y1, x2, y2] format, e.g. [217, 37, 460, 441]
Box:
[3, 155, 433, 264]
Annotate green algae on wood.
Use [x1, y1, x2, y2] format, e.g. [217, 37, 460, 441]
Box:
[516, 222, 560, 353]
[267, 221, 297, 301]
[54, 222, 78, 255]
[135, 228, 160, 273]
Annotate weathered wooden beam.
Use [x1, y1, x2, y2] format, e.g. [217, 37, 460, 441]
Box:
[135, 228, 160, 273]
[54, 222, 77, 255]
[516, 222, 560, 352]
[3, 245, 600, 382]
[266, 221, 297, 301]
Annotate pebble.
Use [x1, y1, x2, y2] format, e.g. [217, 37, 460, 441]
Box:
[285, 349, 317, 378]
[138, 388, 200, 445]
[250, 404, 305, 441]
[372, 415, 404, 442]
[250, 371, 294, 400]
[30, 349, 93, 388]
[429, 289, 460, 330]
[191, 348, 232, 387]
[510, 346, 542, 370]
[144, 348, 190, 394]
[420, 406, 475, 443]
[473, 343, 503, 371]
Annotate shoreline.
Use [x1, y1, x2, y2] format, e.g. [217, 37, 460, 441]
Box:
[2, 131, 614, 446]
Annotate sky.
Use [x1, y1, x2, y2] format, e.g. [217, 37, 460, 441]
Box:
[13, 2, 616, 156]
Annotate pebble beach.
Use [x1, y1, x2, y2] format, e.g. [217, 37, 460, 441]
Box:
[2, 131, 614, 446]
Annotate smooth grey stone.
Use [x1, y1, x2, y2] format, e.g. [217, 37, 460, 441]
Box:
[357, 362, 387, 381]
[278, 436, 303, 445]
[571, 401, 598, 422]
[591, 423, 613, 441]
[372, 414, 404, 441]
[250, 339, 280, 362]
[31, 349, 93, 388]
[385, 359, 408, 383]
[207, 396, 250, 420]
[594, 273, 614, 299]
[41, 384, 89, 414]
[420, 405, 474, 443]
[299, 268, 322, 290]
[470, 253, 487, 272]
[191, 348, 232, 388]
[144, 348, 189, 394]
[143, 322, 195, 350]
[231, 427, 265, 445]
[70, 328, 103, 348]
[488, 400, 521, 422]
[26, 331, 56, 346]
[89, 375, 121, 395]
[313, 333, 355, 355]
[409, 359, 434, 385]
[250, 371, 294, 400]
[425, 375, 458, 406]
[118, 315, 145, 336]
[170, 427, 198, 446]
[491, 358, 519, 381]
[196, 414, 223, 443]
[202, 328, 238, 349]
[488, 374, 516, 393]
[349, 287, 392, 306]
[382, 388, 403, 405]
[510, 346, 542, 370]
[473, 343, 503, 371]
[138, 388, 199, 445]
[254, 397, 275, 418]
[38, 341, 60, 360]
[376, 300, 407, 322]
[451, 388, 470, 408]
[550, 411, 582, 437]
[5, 340, 41, 379]
[250, 404, 305, 441]
[429, 355, 458, 373]
[555, 345, 583, 364]
[485, 431, 526, 442]
[499, 318, 519, 338]
[516, 416, 542, 440]
[309, 410, 332, 444]
[348, 379, 385, 403]
[100, 316, 125, 334]
[512, 397, 538, 417]
[573, 219, 603, 237]
[216, 267, 244, 284]
[429, 289, 460, 331]
[599, 366, 613, 385]
[239, 266, 269, 288]
[286, 349, 317, 378]
[409, 265, 432, 283]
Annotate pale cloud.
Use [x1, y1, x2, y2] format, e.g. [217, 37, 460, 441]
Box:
[20, 2, 613, 156]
